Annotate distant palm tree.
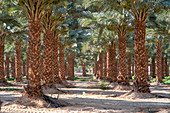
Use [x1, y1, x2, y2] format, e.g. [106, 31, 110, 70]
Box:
[14, 40, 22, 82]
[82, 61, 86, 76]
[0, 14, 20, 83]
[5, 55, 9, 79]
[59, 45, 66, 80]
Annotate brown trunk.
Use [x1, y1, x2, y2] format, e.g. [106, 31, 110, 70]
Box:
[15, 42, 22, 82]
[25, 19, 43, 97]
[5, 55, 9, 79]
[22, 60, 26, 77]
[0, 37, 5, 82]
[71, 56, 74, 79]
[156, 41, 162, 83]
[162, 57, 164, 79]
[67, 52, 74, 80]
[59, 45, 65, 80]
[127, 55, 131, 79]
[151, 57, 156, 78]
[99, 52, 103, 79]
[26, 51, 29, 79]
[117, 34, 128, 85]
[113, 47, 117, 81]
[11, 57, 15, 78]
[116, 59, 118, 76]
[53, 36, 60, 83]
[104, 52, 107, 79]
[145, 51, 149, 80]
[164, 57, 168, 76]
[42, 30, 54, 84]
[82, 61, 86, 76]
[133, 20, 150, 93]
[65, 63, 67, 77]
[107, 43, 117, 82]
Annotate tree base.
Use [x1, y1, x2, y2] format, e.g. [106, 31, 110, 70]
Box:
[61, 81, 76, 88]
[14, 94, 69, 108]
[106, 78, 116, 83]
[114, 84, 132, 91]
[120, 90, 155, 99]
[67, 77, 74, 81]
[13, 85, 69, 108]
[133, 79, 150, 93]
[43, 84, 66, 94]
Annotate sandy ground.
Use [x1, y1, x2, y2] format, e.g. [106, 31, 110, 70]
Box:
[0, 74, 170, 113]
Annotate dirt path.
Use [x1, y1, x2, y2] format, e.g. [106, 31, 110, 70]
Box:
[0, 74, 170, 113]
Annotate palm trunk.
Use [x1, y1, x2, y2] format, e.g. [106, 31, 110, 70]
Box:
[15, 42, 22, 82]
[11, 57, 15, 78]
[67, 52, 74, 80]
[162, 57, 164, 79]
[145, 51, 149, 80]
[25, 19, 43, 97]
[107, 44, 117, 82]
[67, 53, 72, 80]
[117, 34, 128, 85]
[104, 52, 107, 79]
[116, 59, 118, 76]
[127, 55, 131, 79]
[151, 57, 156, 78]
[5, 55, 9, 79]
[43, 30, 54, 84]
[59, 45, 65, 80]
[53, 36, 60, 83]
[71, 55, 74, 79]
[26, 51, 29, 79]
[164, 57, 168, 76]
[99, 52, 103, 79]
[65, 63, 67, 77]
[82, 61, 86, 76]
[156, 41, 162, 83]
[0, 37, 5, 82]
[133, 20, 150, 93]
[22, 60, 26, 77]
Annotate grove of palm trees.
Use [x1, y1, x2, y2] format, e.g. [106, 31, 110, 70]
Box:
[0, 0, 170, 112]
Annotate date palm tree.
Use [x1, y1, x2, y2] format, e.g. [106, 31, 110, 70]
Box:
[0, 14, 20, 83]
[41, 7, 64, 85]
[11, 56, 15, 78]
[14, 39, 22, 82]
[107, 14, 133, 85]
[18, 0, 62, 96]
[147, 9, 169, 83]
[5, 55, 9, 79]
[123, 0, 161, 93]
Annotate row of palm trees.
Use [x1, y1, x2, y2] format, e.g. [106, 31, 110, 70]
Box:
[85, 0, 170, 93]
[93, 52, 169, 79]
[0, 0, 169, 98]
